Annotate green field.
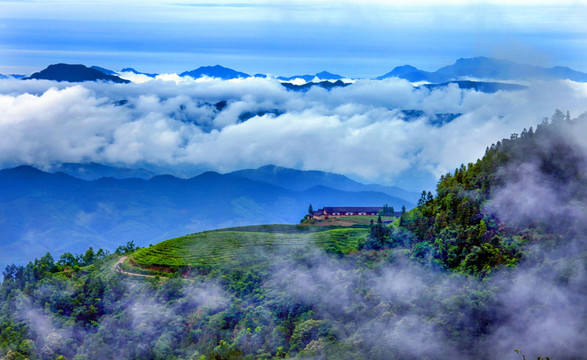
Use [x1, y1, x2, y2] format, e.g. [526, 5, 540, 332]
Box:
[130, 225, 368, 273]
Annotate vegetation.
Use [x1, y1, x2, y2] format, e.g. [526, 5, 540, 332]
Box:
[0, 111, 584, 359]
[130, 227, 369, 275]
[399, 110, 586, 276]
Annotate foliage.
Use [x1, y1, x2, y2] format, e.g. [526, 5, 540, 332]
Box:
[398, 111, 586, 276]
[130, 228, 368, 274]
[0, 112, 584, 359]
[114, 241, 140, 255]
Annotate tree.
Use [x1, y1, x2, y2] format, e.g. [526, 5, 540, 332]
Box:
[95, 248, 110, 261]
[115, 241, 139, 255]
[367, 215, 390, 249]
[58, 252, 79, 268]
[417, 190, 427, 206]
[308, 204, 314, 215]
[82, 247, 96, 266]
[551, 109, 564, 124]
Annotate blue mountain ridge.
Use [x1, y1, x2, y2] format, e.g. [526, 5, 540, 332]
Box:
[180, 65, 250, 79]
[45, 162, 419, 203]
[422, 80, 528, 93]
[278, 71, 344, 82]
[281, 80, 350, 91]
[0, 165, 414, 270]
[376, 56, 587, 82]
[18, 57, 587, 86]
[51, 162, 156, 180]
[25, 64, 130, 83]
[230, 164, 420, 203]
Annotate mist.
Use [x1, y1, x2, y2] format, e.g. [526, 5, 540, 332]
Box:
[12, 230, 584, 359]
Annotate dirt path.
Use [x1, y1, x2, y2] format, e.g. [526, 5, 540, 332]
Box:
[114, 256, 157, 278]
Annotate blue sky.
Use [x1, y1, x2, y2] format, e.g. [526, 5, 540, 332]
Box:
[1, 0, 586, 77]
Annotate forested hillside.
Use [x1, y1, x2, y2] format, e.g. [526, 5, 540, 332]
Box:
[401, 110, 586, 275]
[0, 111, 585, 359]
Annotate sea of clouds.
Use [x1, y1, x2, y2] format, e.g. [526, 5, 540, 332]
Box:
[1, 76, 587, 189]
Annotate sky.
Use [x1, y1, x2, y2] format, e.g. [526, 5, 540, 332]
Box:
[1, 0, 586, 77]
[1, 0, 587, 191]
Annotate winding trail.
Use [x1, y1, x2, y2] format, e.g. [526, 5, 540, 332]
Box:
[114, 256, 157, 278]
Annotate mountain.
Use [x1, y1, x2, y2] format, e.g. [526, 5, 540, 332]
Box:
[0, 73, 25, 79]
[434, 57, 587, 82]
[120, 67, 159, 77]
[399, 110, 462, 127]
[25, 64, 130, 83]
[377, 56, 587, 83]
[315, 71, 344, 80]
[0, 165, 412, 269]
[180, 65, 250, 79]
[2, 115, 584, 360]
[422, 80, 528, 93]
[230, 164, 419, 203]
[281, 80, 350, 91]
[403, 110, 586, 274]
[90, 65, 118, 76]
[375, 65, 434, 82]
[278, 71, 345, 82]
[50, 162, 155, 180]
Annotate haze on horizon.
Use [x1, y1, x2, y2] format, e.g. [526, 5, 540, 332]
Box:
[1, 0, 586, 77]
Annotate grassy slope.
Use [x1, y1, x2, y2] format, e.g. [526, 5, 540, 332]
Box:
[129, 225, 368, 272]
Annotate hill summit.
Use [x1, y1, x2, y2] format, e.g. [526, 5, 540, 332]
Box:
[26, 63, 130, 83]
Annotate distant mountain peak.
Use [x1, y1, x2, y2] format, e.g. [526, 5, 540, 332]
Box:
[315, 71, 344, 80]
[377, 56, 587, 83]
[2, 165, 45, 175]
[390, 65, 419, 74]
[278, 71, 344, 82]
[375, 65, 430, 81]
[180, 65, 250, 80]
[26, 63, 130, 83]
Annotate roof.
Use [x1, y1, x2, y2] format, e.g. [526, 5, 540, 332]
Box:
[323, 207, 382, 213]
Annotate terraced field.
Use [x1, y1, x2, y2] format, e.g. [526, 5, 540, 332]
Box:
[130, 225, 368, 272]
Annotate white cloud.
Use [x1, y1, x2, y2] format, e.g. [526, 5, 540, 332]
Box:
[0, 77, 586, 188]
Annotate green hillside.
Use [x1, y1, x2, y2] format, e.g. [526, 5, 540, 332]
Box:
[0, 111, 584, 360]
[129, 226, 368, 274]
[400, 110, 586, 276]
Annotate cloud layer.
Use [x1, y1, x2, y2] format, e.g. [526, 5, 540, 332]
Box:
[1, 77, 587, 189]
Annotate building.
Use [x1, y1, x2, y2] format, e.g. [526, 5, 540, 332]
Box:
[311, 207, 401, 220]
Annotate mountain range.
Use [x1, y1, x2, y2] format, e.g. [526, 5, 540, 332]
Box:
[180, 65, 251, 80]
[15, 57, 587, 91]
[25, 64, 130, 83]
[277, 71, 344, 82]
[0, 164, 415, 269]
[281, 79, 351, 91]
[376, 56, 587, 82]
[47, 163, 420, 202]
